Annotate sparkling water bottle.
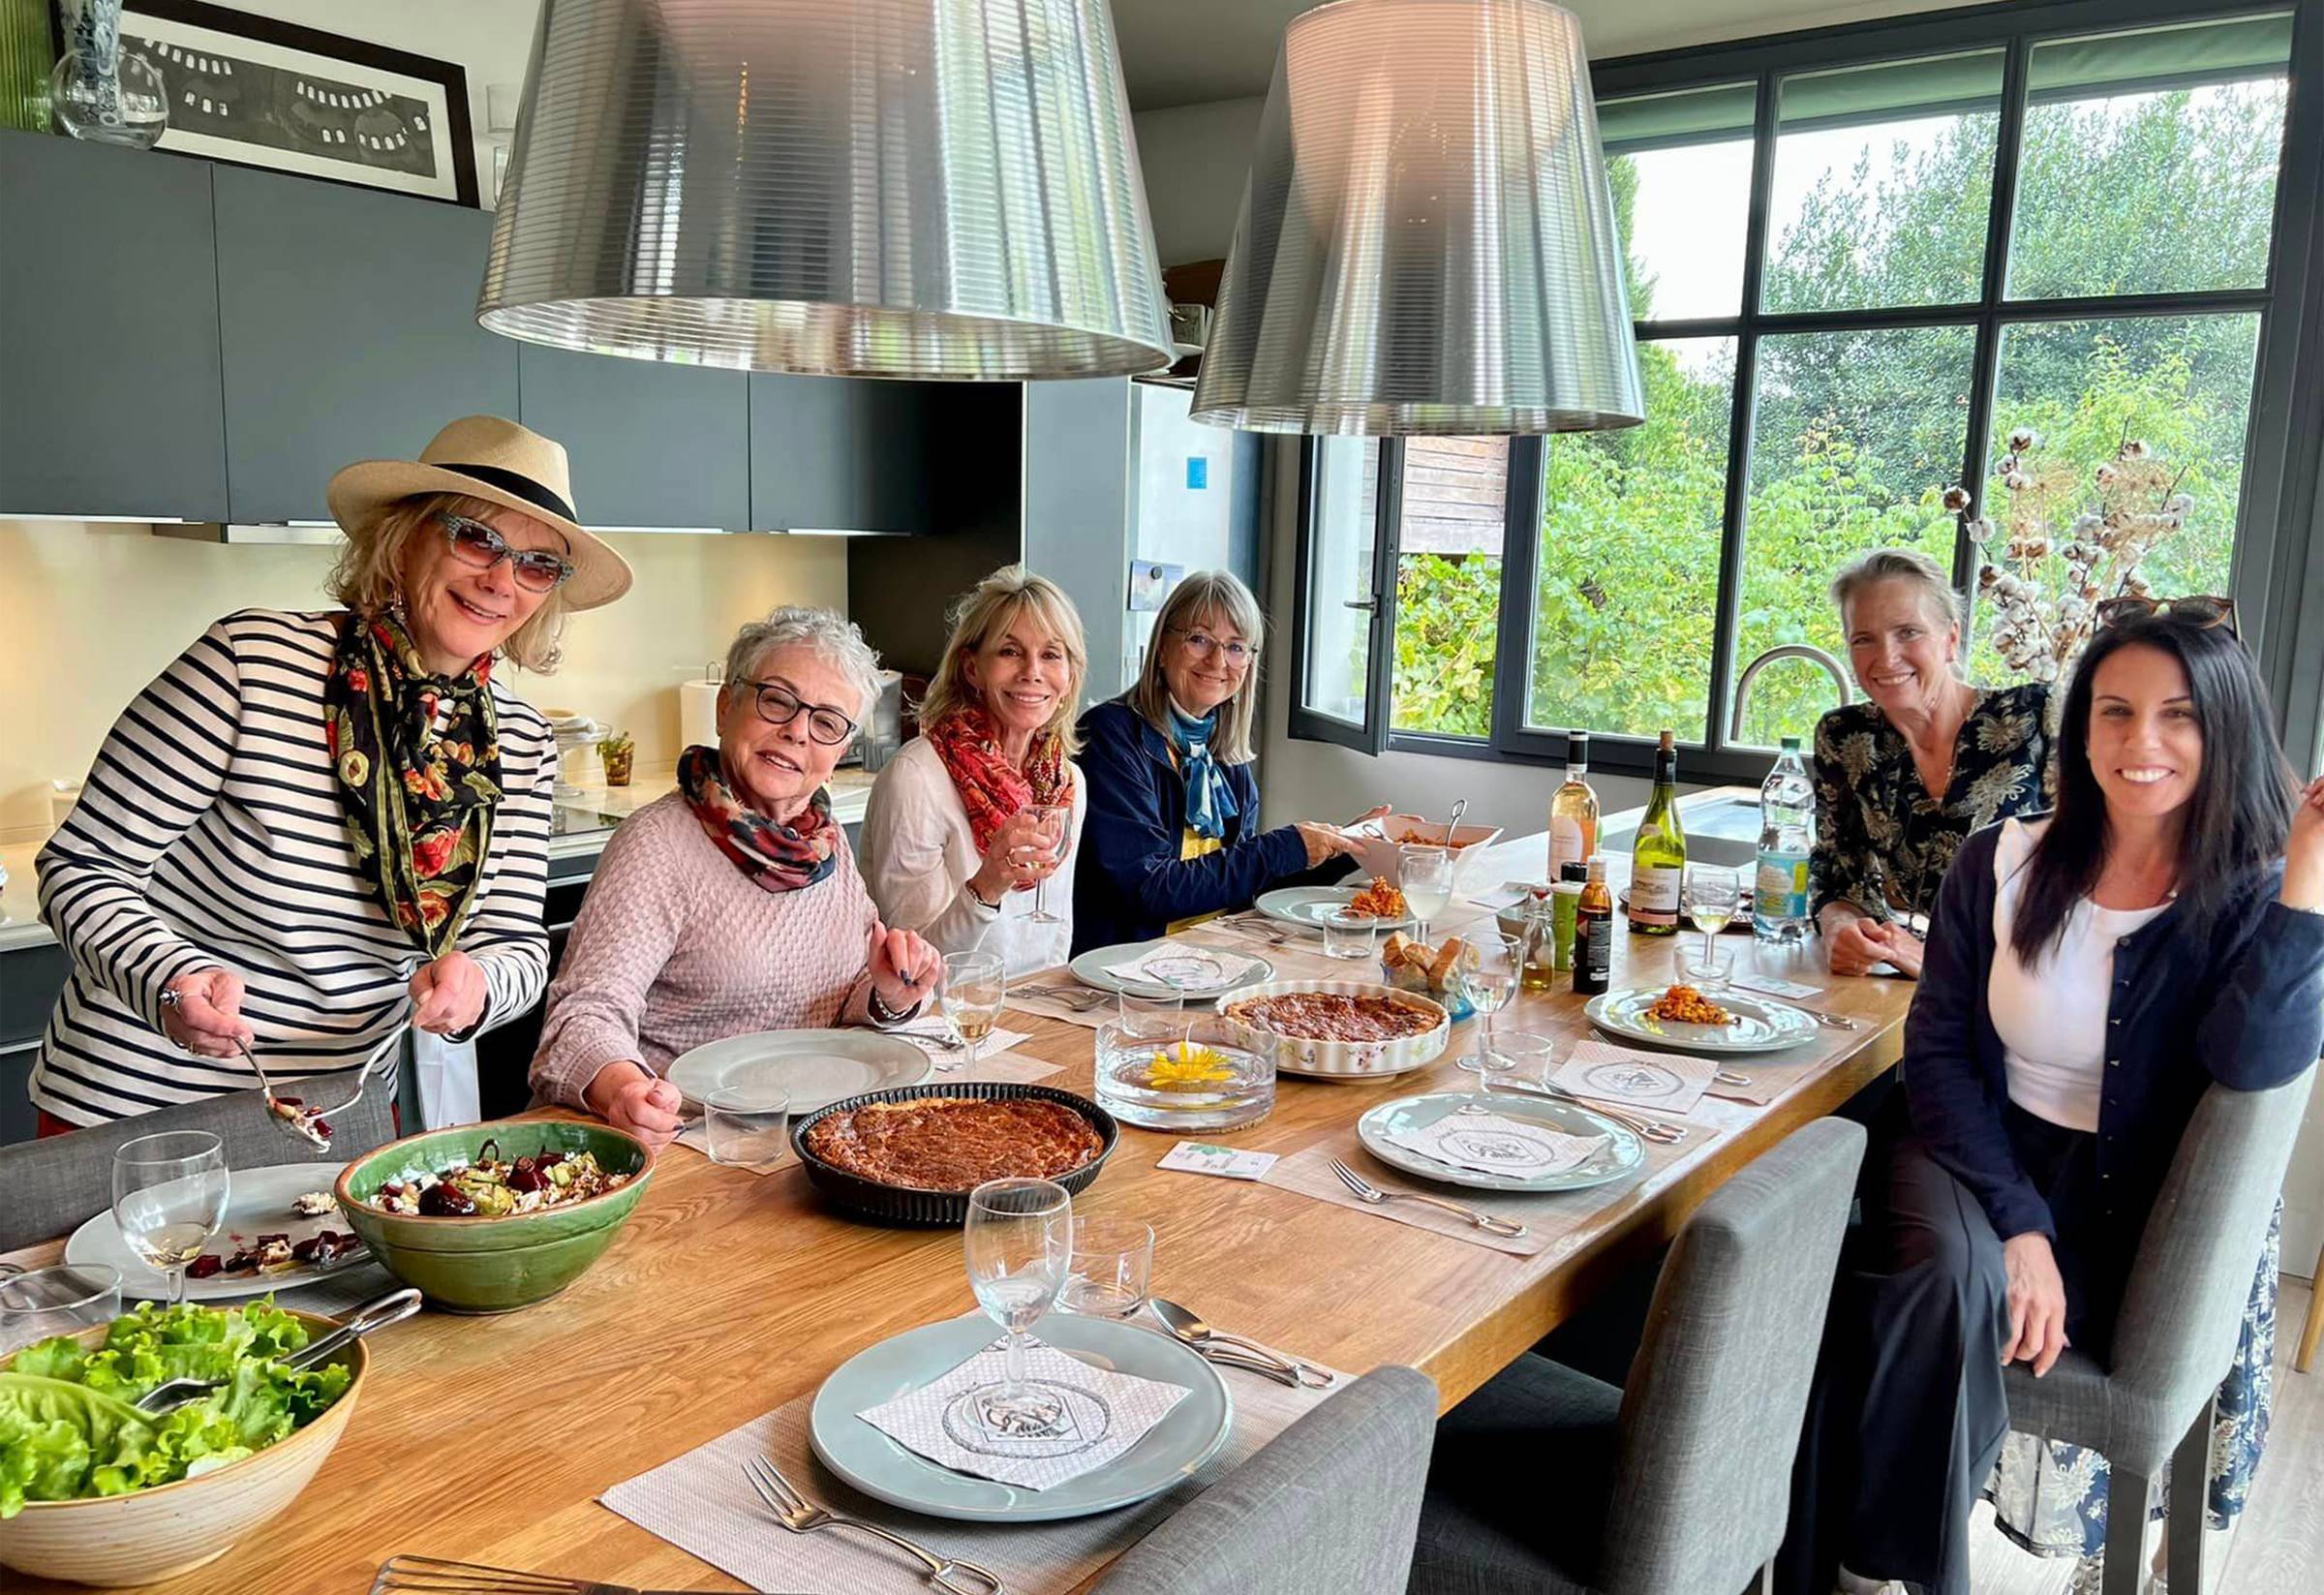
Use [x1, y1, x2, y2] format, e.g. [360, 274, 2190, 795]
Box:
[1755, 737, 1815, 943]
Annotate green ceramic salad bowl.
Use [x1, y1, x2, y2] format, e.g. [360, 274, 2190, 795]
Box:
[332, 1120, 654, 1314]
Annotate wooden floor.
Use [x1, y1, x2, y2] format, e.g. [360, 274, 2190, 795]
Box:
[1968, 1276, 2319, 1593]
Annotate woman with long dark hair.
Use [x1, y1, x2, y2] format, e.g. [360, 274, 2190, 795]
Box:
[1792, 599, 2324, 1595]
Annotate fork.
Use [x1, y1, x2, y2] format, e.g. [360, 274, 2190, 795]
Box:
[1500, 1078, 1689, 1145]
[1018, 982, 1113, 1013]
[742, 1455, 1007, 1594]
[1327, 1156, 1528, 1238]
[369, 1556, 705, 1594]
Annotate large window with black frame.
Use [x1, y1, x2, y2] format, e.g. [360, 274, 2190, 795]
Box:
[1290, 0, 2324, 782]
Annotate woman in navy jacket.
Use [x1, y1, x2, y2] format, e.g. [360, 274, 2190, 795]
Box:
[1072, 570, 1377, 954]
[1792, 602, 2324, 1595]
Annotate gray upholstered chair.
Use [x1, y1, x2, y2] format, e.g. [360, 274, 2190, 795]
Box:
[2003, 1068, 2315, 1595]
[0, 1084, 396, 1251]
[1410, 1116, 1868, 1595]
[1093, 1365, 1439, 1595]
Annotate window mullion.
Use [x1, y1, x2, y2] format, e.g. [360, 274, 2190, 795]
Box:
[1955, 35, 2034, 598]
[1704, 71, 1782, 756]
[1489, 437, 1548, 753]
[1365, 440, 1404, 756]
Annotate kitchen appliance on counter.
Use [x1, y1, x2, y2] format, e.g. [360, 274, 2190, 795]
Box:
[543, 712, 605, 798]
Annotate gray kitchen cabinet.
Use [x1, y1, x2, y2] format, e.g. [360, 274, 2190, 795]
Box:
[749, 375, 931, 533]
[0, 131, 229, 521]
[213, 166, 516, 523]
[517, 347, 749, 530]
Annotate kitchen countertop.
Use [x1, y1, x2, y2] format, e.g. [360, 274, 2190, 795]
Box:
[0, 764, 886, 951]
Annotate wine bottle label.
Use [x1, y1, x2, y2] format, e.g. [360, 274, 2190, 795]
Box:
[1630, 864, 1681, 923]
[1548, 815, 1584, 870]
[1576, 913, 1613, 991]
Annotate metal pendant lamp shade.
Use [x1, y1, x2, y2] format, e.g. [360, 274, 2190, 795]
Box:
[477, 0, 1174, 380]
[1191, 0, 1644, 434]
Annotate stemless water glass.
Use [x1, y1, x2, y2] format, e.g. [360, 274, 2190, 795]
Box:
[1399, 844, 1455, 944]
[703, 1070, 790, 1167]
[1322, 906, 1379, 961]
[0, 1265, 121, 1354]
[1483, 1031, 1559, 1102]
[960, 1177, 1074, 1436]
[941, 950, 1007, 1073]
[111, 1130, 229, 1305]
[1453, 935, 1522, 1113]
[1059, 1215, 1155, 1320]
[1683, 866, 1742, 987]
[1116, 990, 1188, 1044]
[1025, 803, 1069, 926]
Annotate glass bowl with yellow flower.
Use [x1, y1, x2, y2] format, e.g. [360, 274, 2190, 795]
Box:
[1095, 1014, 1274, 1132]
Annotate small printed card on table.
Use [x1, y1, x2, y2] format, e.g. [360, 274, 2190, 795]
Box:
[1729, 972, 1822, 1000]
[1549, 1037, 1717, 1116]
[857, 1336, 1194, 1490]
[1378, 1112, 1608, 1179]
[1158, 1140, 1279, 1181]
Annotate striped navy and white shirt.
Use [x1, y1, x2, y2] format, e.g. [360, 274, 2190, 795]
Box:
[32, 608, 553, 1125]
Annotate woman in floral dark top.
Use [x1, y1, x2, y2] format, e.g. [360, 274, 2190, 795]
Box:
[1811, 548, 2053, 979]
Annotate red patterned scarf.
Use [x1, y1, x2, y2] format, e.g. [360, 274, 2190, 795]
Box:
[925, 708, 1072, 869]
[677, 744, 841, 893]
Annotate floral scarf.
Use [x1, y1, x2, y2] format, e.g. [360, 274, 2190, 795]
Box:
[323, 610, 503, 959]
[677, 744, 841, 893]
[924, 708, 1072, 871]
[1167, 701, 1237, 841]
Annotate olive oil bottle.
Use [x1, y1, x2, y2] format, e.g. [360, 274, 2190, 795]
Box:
[1627, 729, 1686, 936]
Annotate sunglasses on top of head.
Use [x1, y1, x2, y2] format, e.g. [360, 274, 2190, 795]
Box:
[438, 511, 575, 595]
[2094, 593, 2236, 639]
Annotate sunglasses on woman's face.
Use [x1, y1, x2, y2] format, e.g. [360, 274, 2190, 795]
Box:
[2094, 594, 2237, 638]
[438, 511, 575, 595]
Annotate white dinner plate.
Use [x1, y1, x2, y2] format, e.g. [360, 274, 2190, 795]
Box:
[64, 1162, 365, 1303]
[666, 1028, 933, 1115]
[1068, 939, 1274, 998]
[1583, 987, 1819, 1055]
[1253, 885, 1417, 933]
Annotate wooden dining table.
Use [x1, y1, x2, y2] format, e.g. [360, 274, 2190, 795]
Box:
[6, 825, 1916, 1594]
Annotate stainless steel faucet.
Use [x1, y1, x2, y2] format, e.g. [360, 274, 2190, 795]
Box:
[1728, 644, 1852, 741]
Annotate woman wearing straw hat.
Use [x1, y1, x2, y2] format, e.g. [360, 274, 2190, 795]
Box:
[29, 415, 631, 1130]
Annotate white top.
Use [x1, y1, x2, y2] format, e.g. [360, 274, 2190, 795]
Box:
[856, 736, 1086, 979]
[33, 609, 552, 1124]
[1989, 817, 2169, 1132]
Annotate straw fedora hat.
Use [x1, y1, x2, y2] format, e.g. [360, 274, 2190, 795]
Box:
[326, 415, 633, 610]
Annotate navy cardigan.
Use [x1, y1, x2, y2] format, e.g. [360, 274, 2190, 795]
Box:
[1070, 698, 1353, 955]
[1905, 817, 2324, 1258]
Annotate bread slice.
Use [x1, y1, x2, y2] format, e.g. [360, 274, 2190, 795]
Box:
[1427, 936, 1469, 992]
[1381, 931, 1417, 968]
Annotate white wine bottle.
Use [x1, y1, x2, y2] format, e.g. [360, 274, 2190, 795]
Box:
[1547, 730, 1599, 876]
[1627, 729, 1686, 936]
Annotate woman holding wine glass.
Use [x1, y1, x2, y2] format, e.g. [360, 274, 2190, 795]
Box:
[861, 566, 1089, 978]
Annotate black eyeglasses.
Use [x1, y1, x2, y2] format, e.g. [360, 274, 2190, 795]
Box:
[741, 678, 857, 745]
[438, 511, 574, 595]
[2095, 594, 2237, 639]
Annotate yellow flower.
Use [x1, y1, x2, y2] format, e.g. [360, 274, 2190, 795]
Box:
[1144, 1043, 1237, 1090]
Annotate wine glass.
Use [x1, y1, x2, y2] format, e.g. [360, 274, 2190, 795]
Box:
[1399, 844, 1455, 944]
[1025, 804, 1068, 926]
[1453, 935, 1522, 1113]
[958, 1178, 1074, 1436]
[111, 1131, 229, 1306]
[940, 950, 1007, 1073]
[1683, 866, 1742, 988]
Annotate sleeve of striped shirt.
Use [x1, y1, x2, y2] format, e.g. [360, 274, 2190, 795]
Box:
[529, 813, 688, 1110]
[36, 619, 247, 1033]
[462, 711, 553, 1034]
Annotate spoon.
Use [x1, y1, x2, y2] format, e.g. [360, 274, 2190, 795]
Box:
[1443, 797, 1469, 846]
[1149, 1298, 1334, 1388]
[134, 1288, 421, 1415]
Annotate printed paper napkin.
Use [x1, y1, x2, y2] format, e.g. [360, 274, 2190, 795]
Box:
[855, 1335, 1193, 1490]
[1101, 944, 1264, 993]
[1549, 1037, 1717, 1115]
[1379, 1111, 1610, 1179]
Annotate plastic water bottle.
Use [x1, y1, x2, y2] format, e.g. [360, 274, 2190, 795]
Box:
[1755, 737, 1815, 944]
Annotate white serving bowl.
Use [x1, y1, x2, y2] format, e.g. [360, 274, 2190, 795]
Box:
[1351, 816, 1505, 887]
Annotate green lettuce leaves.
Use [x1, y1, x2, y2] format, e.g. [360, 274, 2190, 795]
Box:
[0, 1298, 349, 1518]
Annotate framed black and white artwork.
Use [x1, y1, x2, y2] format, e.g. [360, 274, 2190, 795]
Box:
[115, 0, 478, 205]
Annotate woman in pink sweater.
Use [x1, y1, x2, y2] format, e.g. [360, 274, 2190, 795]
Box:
[531, 608, 938, 1147]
